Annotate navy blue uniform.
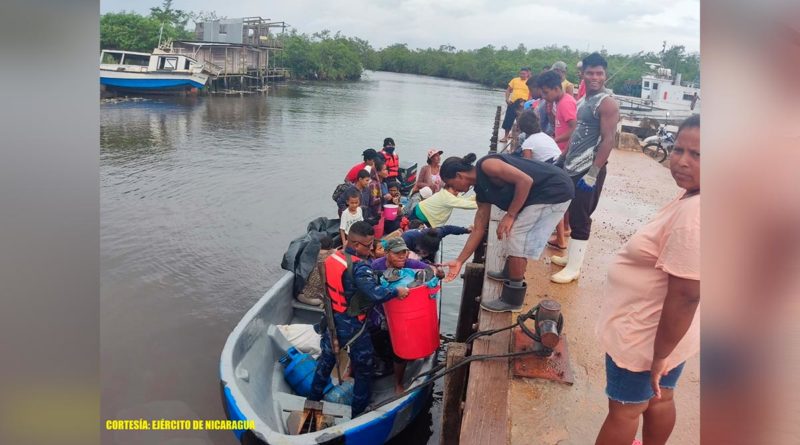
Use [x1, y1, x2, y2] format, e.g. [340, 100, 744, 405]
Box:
[309, 246, 398, 416]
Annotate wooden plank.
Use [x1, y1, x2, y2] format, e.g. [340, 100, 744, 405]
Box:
[459, 206, 511, 445]
[455, 262, 484, 343]
[440, 342, 469, 445]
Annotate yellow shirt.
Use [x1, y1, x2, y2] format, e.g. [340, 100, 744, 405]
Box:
[508, 77, 530, 102]
[562, 79, 574, 94]
[417, 190, 477, 228]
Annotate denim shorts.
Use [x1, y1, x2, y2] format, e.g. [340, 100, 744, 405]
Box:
[605, 354, 685, 404]
[504, 200, 570, 258]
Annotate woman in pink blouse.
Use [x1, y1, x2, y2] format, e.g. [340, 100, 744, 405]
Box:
[413, 149, 444, 194]
[594, 115, 700, 445]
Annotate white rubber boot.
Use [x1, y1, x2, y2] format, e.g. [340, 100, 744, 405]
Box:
[550, 237, 573, 266]
[550, 239, 589, 283]
[550, 252, 568, 266]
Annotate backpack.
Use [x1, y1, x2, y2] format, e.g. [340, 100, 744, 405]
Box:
[331, 182, 350, 202]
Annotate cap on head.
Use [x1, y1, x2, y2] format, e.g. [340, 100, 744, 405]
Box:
[551, 61, 567, 71]
[427, 149, 443, 160]
[384, 237, 408, 253]
[419, 186, 433, 199]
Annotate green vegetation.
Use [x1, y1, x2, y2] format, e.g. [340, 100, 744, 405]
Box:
[281, 31, 367, 80]
[369, 43, 700, 95]
[101, 1, 193, 53]
[101, 2, 699, 92]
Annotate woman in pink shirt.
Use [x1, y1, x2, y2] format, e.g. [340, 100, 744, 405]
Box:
[594, 115, 700, 445]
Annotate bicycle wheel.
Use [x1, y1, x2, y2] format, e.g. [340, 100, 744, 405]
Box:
[643, 143, 667, 162]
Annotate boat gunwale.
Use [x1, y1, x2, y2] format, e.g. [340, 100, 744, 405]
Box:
[220, 270, 434, 444]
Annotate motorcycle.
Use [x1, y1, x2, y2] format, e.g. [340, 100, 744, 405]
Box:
[641, 124, 675, 163]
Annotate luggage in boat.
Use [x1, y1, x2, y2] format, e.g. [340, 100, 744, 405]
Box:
[397, 161, 418, 196]
[280, 346, 355, 405]
[280, 347, 331, 398]
[323, 380, 354, 405]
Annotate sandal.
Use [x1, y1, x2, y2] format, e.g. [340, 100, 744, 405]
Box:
[547, 240, 567, 250]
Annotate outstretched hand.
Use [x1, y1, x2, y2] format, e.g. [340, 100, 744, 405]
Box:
[443, 260, 463, 282]
[396, 287, 410, 300]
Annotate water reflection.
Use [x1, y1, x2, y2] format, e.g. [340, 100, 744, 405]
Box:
[101, 71, 501, 444]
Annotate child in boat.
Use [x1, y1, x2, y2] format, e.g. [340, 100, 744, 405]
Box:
[370, 237, 444, 394]
[339, 189, 364, 243]
[371, 238, 385, 259]
[383, 180, 404, 234]
[402, 224, 472, 263]
[309, 221, 409, 417]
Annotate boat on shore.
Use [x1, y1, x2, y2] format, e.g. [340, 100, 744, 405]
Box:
[99, 49, 214, 95]
[220, 260, 436, 444]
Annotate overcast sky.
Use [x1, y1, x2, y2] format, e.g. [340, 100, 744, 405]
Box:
[100, 0, 699, 55]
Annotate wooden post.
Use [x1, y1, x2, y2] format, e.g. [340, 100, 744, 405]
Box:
[455, 263, 484, 343]
[472, 230, 488, 265]
[489, 105, 502, 152]
[440, 342, 468, 445]
[459, 206, 511, 445]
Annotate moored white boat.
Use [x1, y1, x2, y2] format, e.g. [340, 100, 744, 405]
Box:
[100, 49, 211, 94]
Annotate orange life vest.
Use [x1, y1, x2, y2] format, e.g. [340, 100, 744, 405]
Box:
[323, 250, 363, 316]
[381, 150, 399, 178]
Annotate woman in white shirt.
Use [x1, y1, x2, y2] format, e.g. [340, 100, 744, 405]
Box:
[516, 109, 561, 163]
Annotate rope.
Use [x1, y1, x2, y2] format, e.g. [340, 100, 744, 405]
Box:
[363, 349, 537, 414]
[361, 305, 544, 415]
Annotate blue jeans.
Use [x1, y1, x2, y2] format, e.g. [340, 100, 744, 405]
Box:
[309, 319, 374, 416]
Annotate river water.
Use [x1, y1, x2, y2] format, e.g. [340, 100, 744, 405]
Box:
[101, 71, 502, 444]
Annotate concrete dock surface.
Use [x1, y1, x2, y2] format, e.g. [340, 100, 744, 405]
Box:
[507, 149, 700, 444]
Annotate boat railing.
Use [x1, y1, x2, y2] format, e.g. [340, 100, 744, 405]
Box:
[199, 60, 223, 77]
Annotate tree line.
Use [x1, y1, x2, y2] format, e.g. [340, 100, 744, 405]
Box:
[101, 2, 700, 92]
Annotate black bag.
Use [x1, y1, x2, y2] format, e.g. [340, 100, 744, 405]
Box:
[363, 210, 380, 226]
[332, 182, 350, 202]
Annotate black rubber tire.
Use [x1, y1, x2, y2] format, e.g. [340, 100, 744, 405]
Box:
[643, 143, 668, 163]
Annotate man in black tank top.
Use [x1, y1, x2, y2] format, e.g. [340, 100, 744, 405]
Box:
[551, 52, 620, 284]
[440, 153, 573, 312]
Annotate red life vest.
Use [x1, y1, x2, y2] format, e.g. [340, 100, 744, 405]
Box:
[381, 150, 399, 178]
[323, 250, 363, 316]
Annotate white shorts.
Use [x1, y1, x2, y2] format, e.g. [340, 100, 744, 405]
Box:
[504, 201, 571, 259]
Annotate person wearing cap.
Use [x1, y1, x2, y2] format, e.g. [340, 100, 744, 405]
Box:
[379, 137, 400, 179]
[414, 149, 445, 194]
[551, 61, 575, 97]
[501, 67, 532, 143]
[308, 221, 409, 416]
[370, 237, 444, 393]
[344, 148, 381, 183]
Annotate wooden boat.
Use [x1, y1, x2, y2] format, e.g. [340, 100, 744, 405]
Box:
[99, 49, 213, 95]
[219, 271, 437, 444]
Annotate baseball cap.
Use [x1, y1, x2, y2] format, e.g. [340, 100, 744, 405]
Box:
[551, 61, 567, 71]
[427, 149, 443, 160]
[383, 237, 409, 253]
